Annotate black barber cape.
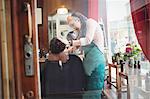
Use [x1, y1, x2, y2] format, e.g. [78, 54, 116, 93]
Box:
[41, 54, 86, 97]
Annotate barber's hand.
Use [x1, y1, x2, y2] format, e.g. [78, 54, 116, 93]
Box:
[72, 40, 81, 47]
[67, 46, 77, 53]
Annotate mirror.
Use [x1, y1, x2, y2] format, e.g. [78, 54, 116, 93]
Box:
[48, 12, 73, 44]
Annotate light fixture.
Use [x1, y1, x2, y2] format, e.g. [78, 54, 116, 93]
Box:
[57, 7, 68, 14]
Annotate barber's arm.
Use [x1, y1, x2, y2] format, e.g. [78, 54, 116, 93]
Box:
[64, 46, 77, 53]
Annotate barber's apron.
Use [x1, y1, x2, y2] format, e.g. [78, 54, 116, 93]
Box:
[82, 42, 106, 99]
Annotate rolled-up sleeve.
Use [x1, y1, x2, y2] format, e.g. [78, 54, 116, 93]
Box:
[80, 19, 97, 46]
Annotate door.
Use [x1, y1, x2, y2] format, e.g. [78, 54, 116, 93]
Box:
[0, 22, 3, 98]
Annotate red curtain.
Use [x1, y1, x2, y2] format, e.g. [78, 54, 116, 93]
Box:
[88, 0, 98, 21]
[130, 0, 150, 61]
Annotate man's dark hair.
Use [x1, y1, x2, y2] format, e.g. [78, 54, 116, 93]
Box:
[49, 37, 66, 54]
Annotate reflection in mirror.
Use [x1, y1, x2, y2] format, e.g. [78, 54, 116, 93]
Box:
[48, 12, 73, 44]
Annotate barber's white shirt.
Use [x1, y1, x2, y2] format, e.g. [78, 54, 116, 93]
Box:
[80, 18, 104, 53]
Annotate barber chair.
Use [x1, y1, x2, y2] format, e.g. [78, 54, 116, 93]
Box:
[40, 54, 86, 99]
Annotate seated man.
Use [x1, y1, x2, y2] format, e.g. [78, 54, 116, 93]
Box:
[41, 37, 86, 98]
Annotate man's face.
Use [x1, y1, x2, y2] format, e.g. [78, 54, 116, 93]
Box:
[67, 16, 81, 30]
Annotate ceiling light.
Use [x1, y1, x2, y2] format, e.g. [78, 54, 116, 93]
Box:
[57, 7, 68, 14]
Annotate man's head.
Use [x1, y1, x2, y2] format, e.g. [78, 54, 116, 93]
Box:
[49, 37, 66, 54]
[49, 37, 69, 63]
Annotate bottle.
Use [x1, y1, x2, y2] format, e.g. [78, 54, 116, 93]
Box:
[145, 73, 150, 91]
[137, 70, 142, 86]
[137, 61, 140, 69]
[120, 60, 124, 72]
[134, 61, 137, 68]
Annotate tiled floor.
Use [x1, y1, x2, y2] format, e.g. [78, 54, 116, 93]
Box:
[104, 61, 150, 99]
